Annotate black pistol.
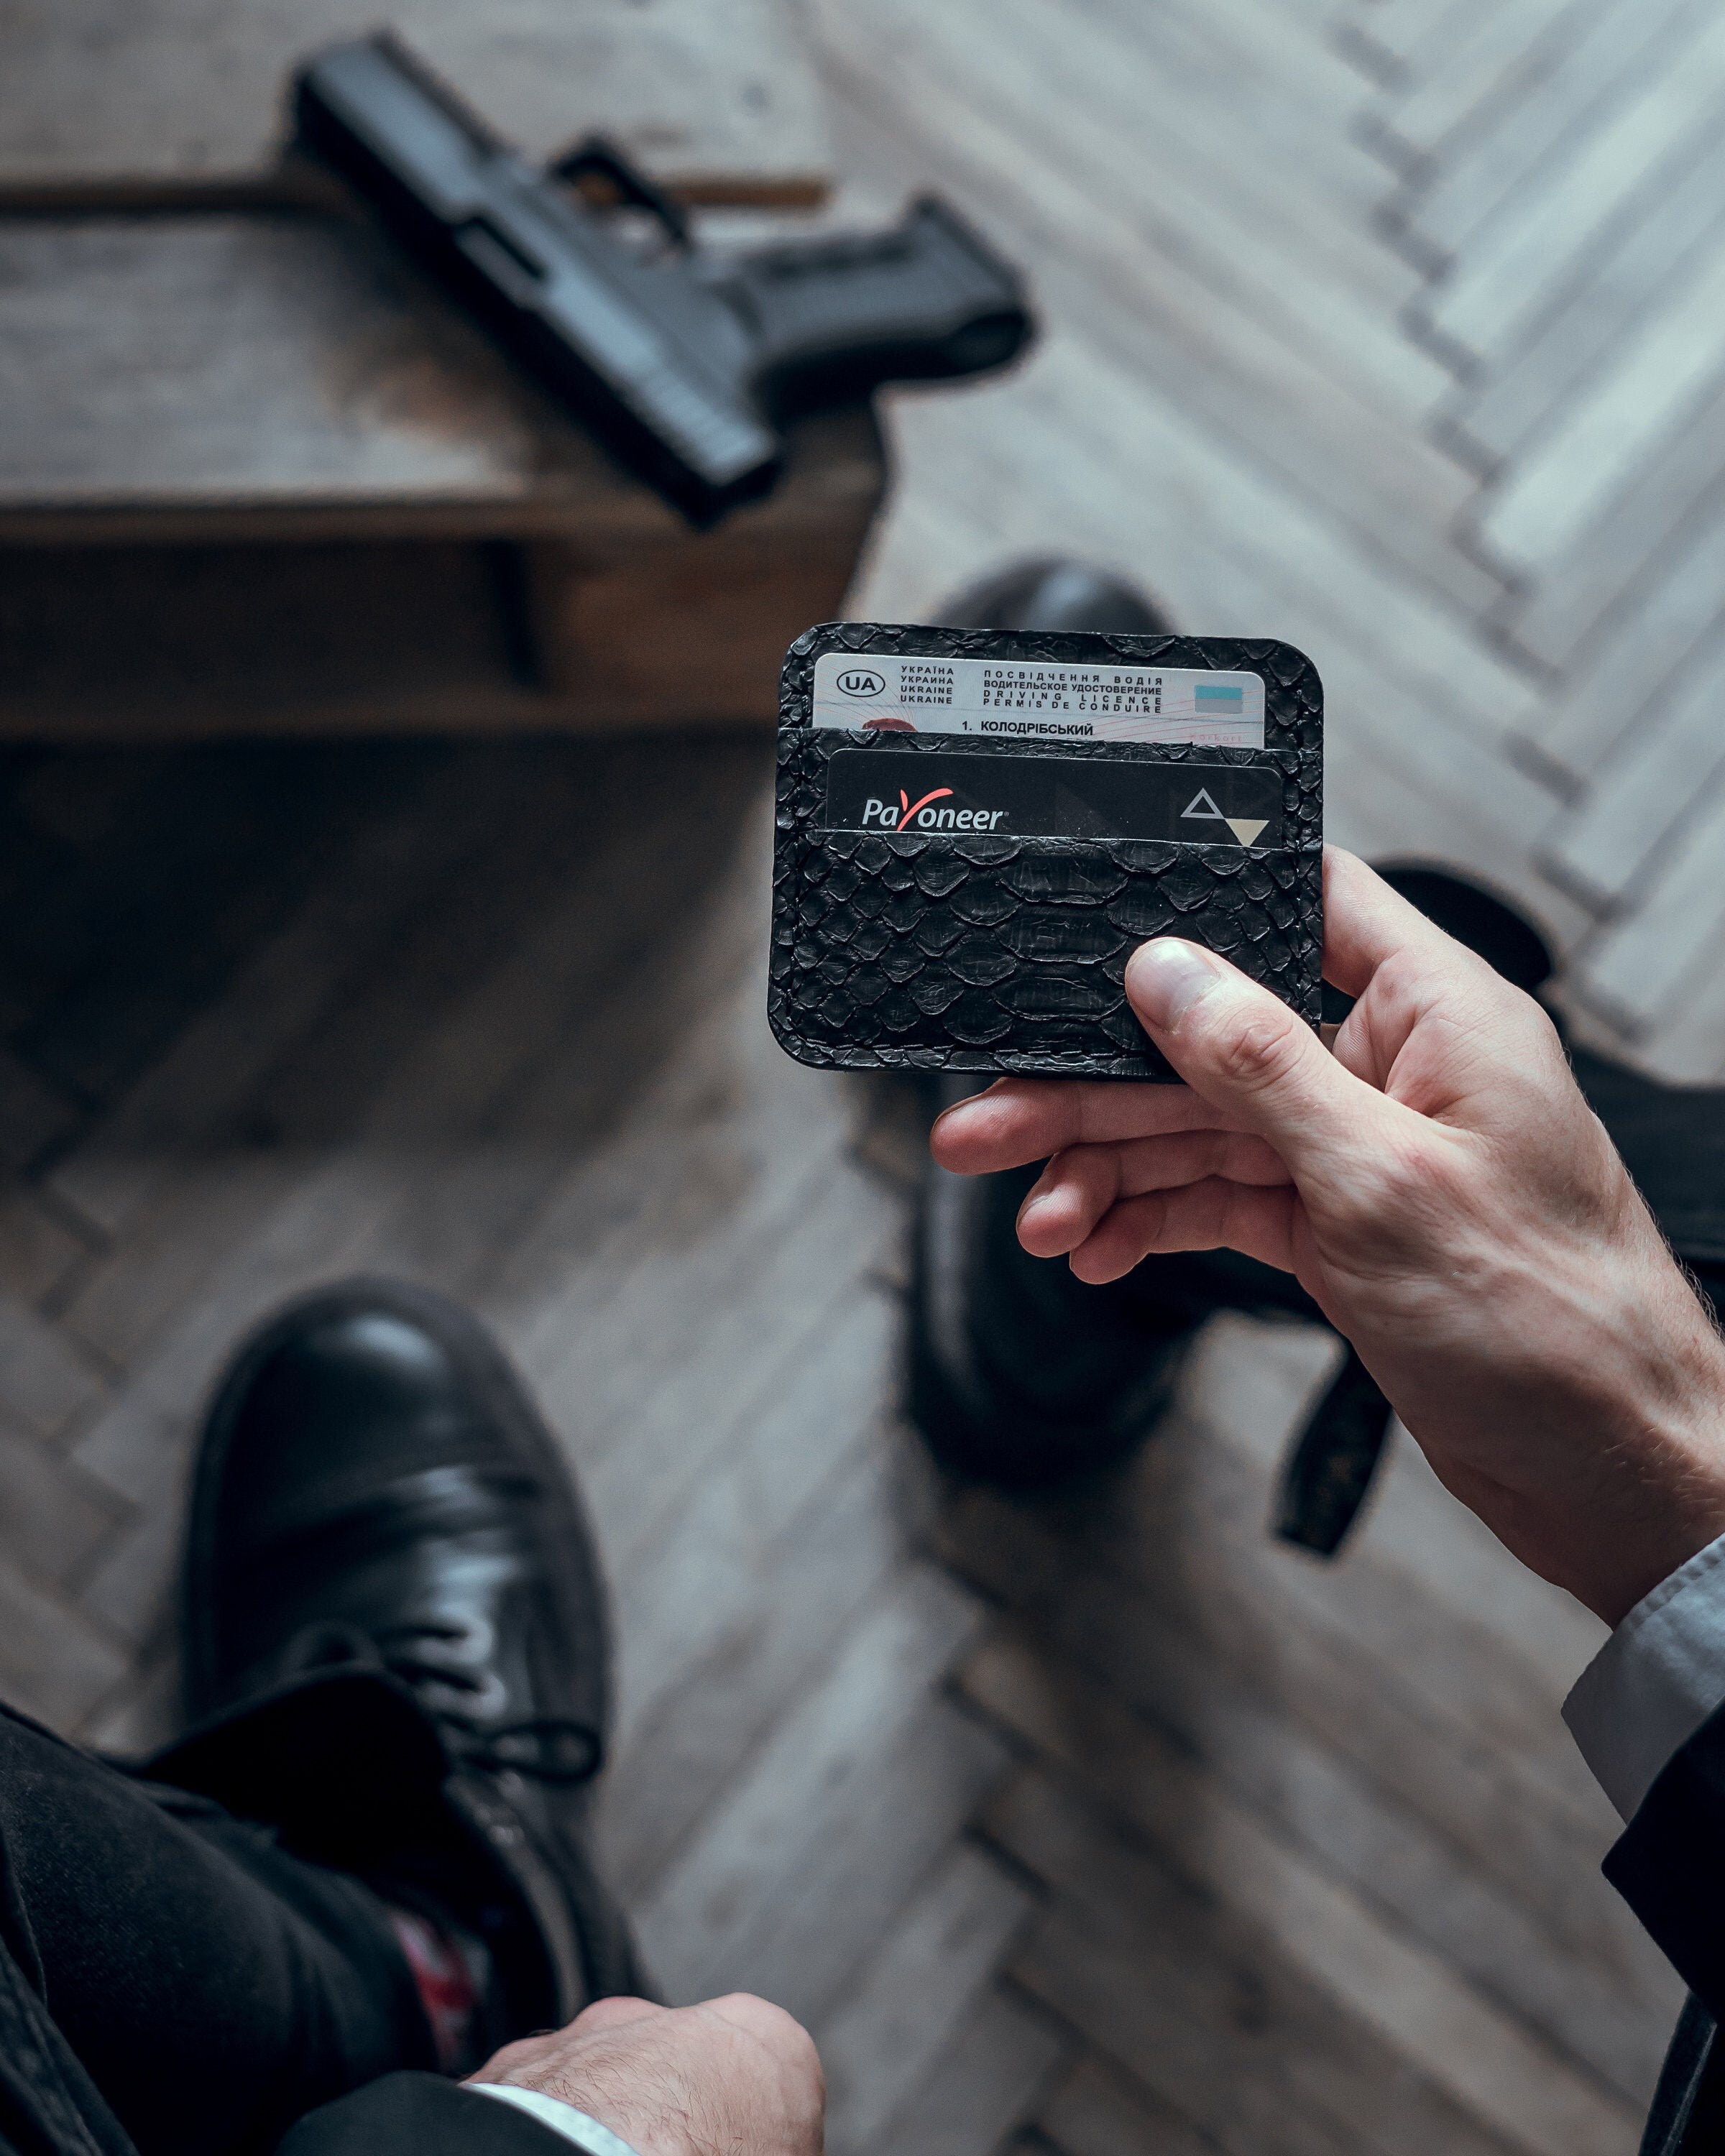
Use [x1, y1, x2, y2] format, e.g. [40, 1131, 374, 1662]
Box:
[294, 34, 1035, 523]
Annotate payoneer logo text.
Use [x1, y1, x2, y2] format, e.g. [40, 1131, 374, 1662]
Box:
[862, 788, 1009, 834]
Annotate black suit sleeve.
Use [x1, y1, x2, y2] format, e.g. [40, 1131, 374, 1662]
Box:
[1606, 1696, 1725, 2022]
[278, 2074, 575, 2156]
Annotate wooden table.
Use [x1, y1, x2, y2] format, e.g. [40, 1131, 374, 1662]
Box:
[0, 0, 888, 740]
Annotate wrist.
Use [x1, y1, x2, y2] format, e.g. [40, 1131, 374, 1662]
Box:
[1583, 1324, 1725, 1625]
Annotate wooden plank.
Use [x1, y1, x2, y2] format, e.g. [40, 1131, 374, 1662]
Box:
[65, 749, 769, 1514]
[1524, 494, 1725, 786]
[0, 1048, 80, 1172]
[1123, 0, 1390, 135]
[1417, 11, 1725, 369]
[0, 1179, 95, 1308]
[74, 788, 799, 1641]
[937, 1479, 1637, 1969]
[73, 1491, 182, 1651]
[1536, 629, 1725, 913]
[824, 14, 1453, 423]
[1086, 1328, 1614, 1815]
[1372, 0, 1632, 188]
[1504, 364, 1725, 672]
[684, 1691, 1008, 2030]
[0, 1408, 123, 1596]
[75, 875, 837, 1630]
[1051, 0, 1424, 241]
[1353, 0, 1504, 67]
[77, 1637, 180, 1756]
[1470, 231, 1725, 581]
[369, 818, 806, 1322]
[1449, 129, 1725, 474]
[476, 936, 814, 1361]
[1037, 2055, 1221, 2156]
[863, 1984, 1064, 2156]
[0, 0, 830, 206]
[0, 1290, 107, 1444]
[60, 744, 754, 1374]
[1569, 778, 1725, 1061]
[809, 3, 1501, 620]
[600, 1440, 911, 1902]
[50, 765, 545, 1363]
[1198, 1320, 1609, 1701]
[0, 216, 641, 538]
[72, 967, 824, 1643]
[934, 1405, 1675, 2051]
[1368, 0, 1526, 78]
[0, 1556, 129, 1735]
[630, 1561, 986, 2006]
[993, 1769, 1529, 2156]
[819, 1844, 1035, 2152]
[964, 1629, 1655, 2134]
[0, 749, 413, 1113]
[479, 1045, 868, 1472]
[509, 1118, 894, 1539]
[47, 750, 528, 1240]
[607, 1289, 899, 1752]
[951, 1557, 1669, 2103]
[579, 1176, 898, 1584]
[1399, 0, 1708, 271]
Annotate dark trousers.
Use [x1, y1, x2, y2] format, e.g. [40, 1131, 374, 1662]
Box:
[0, 1700, 434, 2156]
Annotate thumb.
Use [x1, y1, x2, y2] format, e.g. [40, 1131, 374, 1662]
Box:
[1125, 938, 1386, 1176]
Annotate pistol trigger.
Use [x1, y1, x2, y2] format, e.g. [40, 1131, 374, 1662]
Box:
[551, 134, 693, 252]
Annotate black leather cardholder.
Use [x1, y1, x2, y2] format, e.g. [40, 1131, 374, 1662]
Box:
[768, 622, 1322, 1081]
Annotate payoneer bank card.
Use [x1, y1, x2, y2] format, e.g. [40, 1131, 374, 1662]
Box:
[820, 747, 1279, 849]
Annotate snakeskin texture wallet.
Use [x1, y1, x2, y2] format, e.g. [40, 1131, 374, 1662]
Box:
[768, 622, 1323, 1081]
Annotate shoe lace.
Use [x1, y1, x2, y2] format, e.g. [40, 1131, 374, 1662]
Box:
[279, 1618, 601, 1784]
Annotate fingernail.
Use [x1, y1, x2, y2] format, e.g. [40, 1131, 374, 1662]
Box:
[1126, 939, 1222, 1031]
[930, 1079, 1005, 1130]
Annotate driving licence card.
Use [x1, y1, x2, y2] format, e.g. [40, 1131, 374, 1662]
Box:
[811, 649, 1264, 748]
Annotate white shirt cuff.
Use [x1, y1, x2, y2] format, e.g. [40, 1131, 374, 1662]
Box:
[1564, 1527, 1725, 1823]
[466, 2084, 645, 2156]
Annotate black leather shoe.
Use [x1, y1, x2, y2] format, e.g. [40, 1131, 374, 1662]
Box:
[165, 1277, 640, 2036]
[934, 557, 1175, 638]
[913, 1082, 1199, 1486]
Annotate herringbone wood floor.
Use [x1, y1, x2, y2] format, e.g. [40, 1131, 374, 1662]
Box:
[4, 0, 1722, 2151]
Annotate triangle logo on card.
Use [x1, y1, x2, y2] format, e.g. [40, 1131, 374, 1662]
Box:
[1225, 817, 1269, 847]
[1180, 788, 1225, 821]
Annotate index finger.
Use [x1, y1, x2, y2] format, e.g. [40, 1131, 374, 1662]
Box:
[931, 1074, 1258, 1176]
[1321, 845, 1482, 998]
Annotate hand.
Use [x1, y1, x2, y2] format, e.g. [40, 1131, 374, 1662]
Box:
[467, 1994, 823, 2156]
[931, 846, 1725, 1625]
